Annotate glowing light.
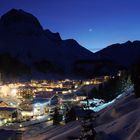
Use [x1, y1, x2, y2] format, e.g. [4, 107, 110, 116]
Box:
[0, 86, 10, 97]
[85, 81, 90, 85]
[11, 88, 17, 96]
[21, 111, 33, 116]
[19, 124, 23, 127]
[4, 119, 7, 123]
[8, 118, 12, 121]
[48, 117, 51, 121]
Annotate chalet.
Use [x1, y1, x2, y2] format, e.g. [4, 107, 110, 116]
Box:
[0, 107, 22, 122]
[0, 101, 9, 107]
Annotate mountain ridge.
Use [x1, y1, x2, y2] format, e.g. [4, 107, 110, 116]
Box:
[0, 9, 140, 80]
[0, 9, 95, 80]
[95, 40, 140, 68]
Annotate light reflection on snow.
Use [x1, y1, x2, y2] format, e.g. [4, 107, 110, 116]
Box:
[83, 86, 133, 112]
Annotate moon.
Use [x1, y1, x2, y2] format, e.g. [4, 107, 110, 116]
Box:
[89, 28, 93, 32]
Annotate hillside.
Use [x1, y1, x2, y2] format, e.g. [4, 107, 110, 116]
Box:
[23, 87, 140, 140]
[94, 87, 140, 140]
[95, 41, 140, 68]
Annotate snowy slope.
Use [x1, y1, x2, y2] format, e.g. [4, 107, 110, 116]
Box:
[23, 121, 80, 140]
[21, 87, 140, 140]
[94, 87, 140, 140]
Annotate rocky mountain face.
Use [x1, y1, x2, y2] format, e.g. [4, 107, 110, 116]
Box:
[0, 9, 96, 80]
[0, 9, 140, 80]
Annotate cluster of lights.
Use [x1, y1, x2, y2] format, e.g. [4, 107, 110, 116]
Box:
[0, 86, 17, 97]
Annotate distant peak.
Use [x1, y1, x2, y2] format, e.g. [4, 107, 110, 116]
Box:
[133, 40, 140, 44]
[125, 40, 132, 44]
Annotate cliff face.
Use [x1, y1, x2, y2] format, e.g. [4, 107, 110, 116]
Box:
[0, 9, 95, 79]
[0, 9, 140, 80]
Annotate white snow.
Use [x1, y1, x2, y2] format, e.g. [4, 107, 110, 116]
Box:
[94, 86, 140, 140]
[84, 86, 134, 112]
[23, 121, 80, 140]
[21, 86, 139, 140]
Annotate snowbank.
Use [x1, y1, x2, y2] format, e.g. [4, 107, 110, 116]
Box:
[94, 87, 140, 140]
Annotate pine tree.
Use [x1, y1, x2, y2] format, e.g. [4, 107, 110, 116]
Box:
[65, 107, 76, 123]
[53, 107, 60, 125]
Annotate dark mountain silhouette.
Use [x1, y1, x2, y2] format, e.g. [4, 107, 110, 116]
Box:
[0, 9, 140, 80]
[0, 9, 96, 80]
[95, 41, 140, 68]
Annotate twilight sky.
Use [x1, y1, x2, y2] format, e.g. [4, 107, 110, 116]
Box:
[0, 0, 140, 52]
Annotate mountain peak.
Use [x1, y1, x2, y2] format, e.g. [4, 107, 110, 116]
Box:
[0, 9, 43, 31]
[45, 29, 62, 41]
[125, 40, 132, 46]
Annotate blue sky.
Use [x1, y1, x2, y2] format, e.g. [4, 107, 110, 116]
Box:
[0, 0, 140, 52]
